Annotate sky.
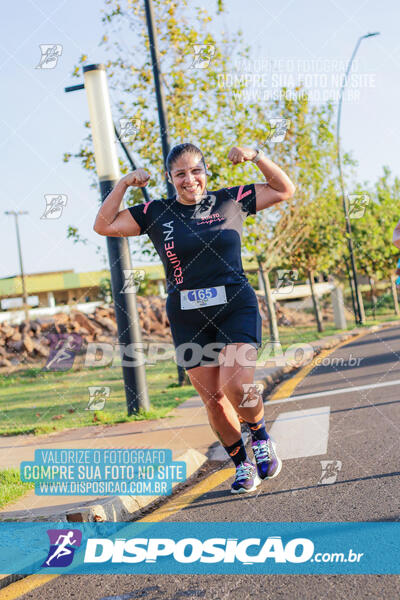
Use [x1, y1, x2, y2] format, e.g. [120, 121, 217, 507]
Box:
[1, 0, 399, 279]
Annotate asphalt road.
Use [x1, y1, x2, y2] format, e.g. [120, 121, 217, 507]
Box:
[16, 324, 400, 600]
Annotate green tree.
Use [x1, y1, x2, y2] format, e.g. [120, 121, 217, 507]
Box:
[289, 179, 344, 332]
[98, 277, 113, 303]
[350, 167, 400, 317]
[245, 92, 346, 339]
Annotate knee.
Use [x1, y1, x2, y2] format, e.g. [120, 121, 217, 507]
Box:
[201, 390, 225, 412]
[220, 381, 245, 402]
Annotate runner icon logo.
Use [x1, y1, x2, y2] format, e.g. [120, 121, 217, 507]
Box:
[273, 269, 299, 294]
[121, 269, 145, 294]
[119, 118, 141, 143]
[41, 194, 67, 219]
[43, 333, 82, 372]
[86, 386, 111, 411]
[42, 529, 82, 568]
[191, 194, 217, 219]
[190, 44, 215, 69]
[318, 460, 342, 485]
[239, 383, 264, 408]
[35, 44, 63, 69]
[266, 118, 290, 143]
[348, 194, 370, 219]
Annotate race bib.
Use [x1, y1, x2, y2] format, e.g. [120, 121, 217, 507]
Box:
[180, 286, 227, 310]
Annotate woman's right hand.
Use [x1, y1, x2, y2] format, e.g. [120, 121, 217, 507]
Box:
[121, 169, 150, 188]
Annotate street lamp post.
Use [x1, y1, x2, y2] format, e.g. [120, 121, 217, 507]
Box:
[81, 63, 150, 415]
[337, 32, 380, 325]
[144, 0, 188, 386]
[5, 210, 29, 321]
[143, 0, 174, 199]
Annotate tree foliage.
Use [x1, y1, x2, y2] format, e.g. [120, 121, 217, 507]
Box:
[63, 0, 400, 325]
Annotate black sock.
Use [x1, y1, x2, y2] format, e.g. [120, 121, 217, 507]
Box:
[246, 417, 269, 442]
[224, 438, 248, 467]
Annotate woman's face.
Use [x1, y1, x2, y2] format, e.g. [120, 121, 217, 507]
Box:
[168, 152, 207, 203]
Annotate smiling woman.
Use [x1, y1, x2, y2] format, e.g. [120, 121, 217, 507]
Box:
[93, 141, 295, 494]
[165, 143, 209, 203]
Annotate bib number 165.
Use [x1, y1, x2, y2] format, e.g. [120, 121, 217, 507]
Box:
[188, 288, 217, 303]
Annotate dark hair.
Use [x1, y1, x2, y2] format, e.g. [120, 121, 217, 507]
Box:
[166, 143, 206, 174]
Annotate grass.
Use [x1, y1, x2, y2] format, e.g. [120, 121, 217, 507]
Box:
[270, 312, 399, 352]
[0, 359, 194, 436]
[277, 324, 346, 351]
[0, 312, 398, 437]
[0, 469, 34, 509]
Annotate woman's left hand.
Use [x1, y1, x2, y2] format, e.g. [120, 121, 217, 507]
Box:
[228, 146, 257, 165]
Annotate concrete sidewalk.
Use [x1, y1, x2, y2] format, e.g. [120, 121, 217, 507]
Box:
[0, 322, 394, 524]
[0, 394, 219, 522]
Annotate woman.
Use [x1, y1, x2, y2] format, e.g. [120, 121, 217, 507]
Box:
[94, 143, 296, 493]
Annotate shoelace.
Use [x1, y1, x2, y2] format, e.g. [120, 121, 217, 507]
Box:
[235, 462, 254, 481]
[253, 441, 271, 462]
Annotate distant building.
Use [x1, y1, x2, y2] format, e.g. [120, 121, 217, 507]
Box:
[0, 266, 166, 310]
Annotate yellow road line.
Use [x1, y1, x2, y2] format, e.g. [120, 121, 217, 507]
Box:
[0, 576, 58, 600]
[139, 467, 234, 522]
[270, 331, 368, 401]
[0, 468, 234, 599]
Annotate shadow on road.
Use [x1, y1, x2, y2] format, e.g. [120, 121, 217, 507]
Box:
[179, 470, 400, 511]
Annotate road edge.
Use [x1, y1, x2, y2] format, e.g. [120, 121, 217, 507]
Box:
[255, 322, 398, 398]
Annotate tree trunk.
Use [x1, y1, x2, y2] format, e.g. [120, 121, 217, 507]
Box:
[356, 285, 366, 324]
[308, 269, 323, 332]
[390, 274, 400, 316]
[257, 261, 279, 343]
[344, 256, 358, 325]
[368, 276, 377, 319]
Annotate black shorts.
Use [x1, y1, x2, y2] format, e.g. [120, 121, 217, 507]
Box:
[166, 282, 262, 370]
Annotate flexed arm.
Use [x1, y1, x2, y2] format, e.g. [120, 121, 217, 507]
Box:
[93, 169, 150, 237]
[227, 146, 296, 212]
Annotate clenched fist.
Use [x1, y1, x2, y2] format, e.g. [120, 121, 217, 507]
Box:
[121, 169, 150, 188]
[227, 146, 257, 165]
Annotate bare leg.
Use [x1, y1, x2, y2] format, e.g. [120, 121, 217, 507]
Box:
[219, 343, 265, 423]
[186, 364, 242, 446]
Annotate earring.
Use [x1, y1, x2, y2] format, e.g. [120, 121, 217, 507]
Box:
[206, 170, 211, 176]
[167, 175, 173, 183]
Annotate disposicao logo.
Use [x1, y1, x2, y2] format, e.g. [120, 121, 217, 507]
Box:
[83, 536, 314, 564]
[42, 529, 82, 567]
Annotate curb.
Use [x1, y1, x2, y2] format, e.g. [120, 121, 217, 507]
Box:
[66, 448, 207, 523]
[0, 574, 26, 592]
[255, 321, 398, 396]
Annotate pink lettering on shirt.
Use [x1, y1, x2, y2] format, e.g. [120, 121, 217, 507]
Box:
[143, 200, 153, 214]
[235, 185, 252, 203]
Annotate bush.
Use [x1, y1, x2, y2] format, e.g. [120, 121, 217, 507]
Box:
[363, 292, 395, 314]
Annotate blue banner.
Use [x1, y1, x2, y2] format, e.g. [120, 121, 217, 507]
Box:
[0, 522, 398, 574]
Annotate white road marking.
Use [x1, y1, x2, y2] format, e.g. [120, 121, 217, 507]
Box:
[267, 378, 400, 406]
[269, 406, 330, 460]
